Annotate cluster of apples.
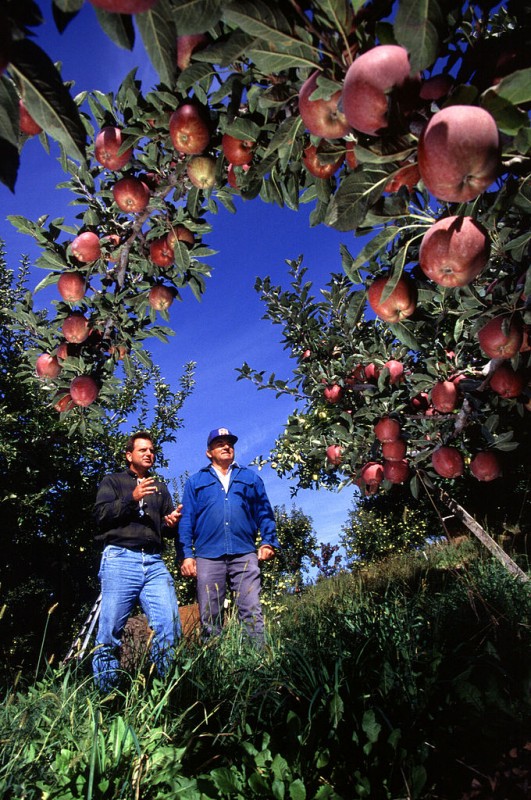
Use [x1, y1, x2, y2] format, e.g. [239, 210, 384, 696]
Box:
[357, 416, 410, 494]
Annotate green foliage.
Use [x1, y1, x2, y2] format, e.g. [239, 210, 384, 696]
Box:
[1, 546, 529, 799]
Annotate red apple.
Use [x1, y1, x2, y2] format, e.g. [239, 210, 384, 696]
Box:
[186, 156, 217, 189]
[470, 451, 502, 481]
[36, 353, 61, 379]
[149, 237, 174, 268]
[57, 272, 86, 303]
[419, 74, 454, 101]
[222, 133, 255, 166]
[374, 416, 401, 442]
[101, 233, 122, 261]
[419, 215, 490, 287]
[417, 105, 500, 203]
[345, 141, 357, 169]
[323, 383, 344, 404]
[364, 363, 380, 382]
[367, 275, 417, 322]
[54, 393, 75, 413]
[489, 364, 525, 398]
[87, 0, 157, 12]
[56, 343, 71, 361]
[477, 315, 523, 359]
[70, 231, 101, 263]
[148, 285, 175, 311]
[69, 375, 99, 407]
[384, 360, 405, 385]
[298, 71, 350, 139]
[431, 446, 464, 478]
[177, 33, 209, 71]
[383, 459, 409, 483]
[431, 380, 458, 413]
[326, 444, 343, 466]
[345, 364, 365, 386]
[382, 438, 407, 461]
[385, 163, 420, 193]
[19, 100, 42, 136]
[94, 126, 132, 170]
[169, 103, 210, 155]
[167, 224, 195, 248]
[227, 162, 250, 190]
[62, 313, 91, 344]
[112, 176, 150, 213]
[341, 45, 418, 135]
[108, 343, 129, 360]
[302, 143, 344, 179]
[359, 461, 384, 493]
[411, 391, 429, 411]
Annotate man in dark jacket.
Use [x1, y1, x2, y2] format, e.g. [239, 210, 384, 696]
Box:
[177, 427, 279, 644]
[92, 431, 182, 691]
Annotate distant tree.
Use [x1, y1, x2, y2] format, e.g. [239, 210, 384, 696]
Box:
[311, 543, 344, 581]
[0, 242, 194, 676]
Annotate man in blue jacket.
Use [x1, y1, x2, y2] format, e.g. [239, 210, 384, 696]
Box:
[177, 428, 279, 644]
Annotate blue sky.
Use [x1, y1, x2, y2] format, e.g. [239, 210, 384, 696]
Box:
[1, 4, 360, 554]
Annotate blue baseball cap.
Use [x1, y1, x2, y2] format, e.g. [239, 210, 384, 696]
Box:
[207, 428, 238, 447]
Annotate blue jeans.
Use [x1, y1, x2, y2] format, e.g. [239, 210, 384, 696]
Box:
[92, 546, 181, 691]
[196, 553, 264, 643]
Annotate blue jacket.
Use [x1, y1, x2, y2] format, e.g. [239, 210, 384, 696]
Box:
[177, 464, 280, 559]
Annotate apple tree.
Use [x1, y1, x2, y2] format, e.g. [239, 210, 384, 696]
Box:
[0, 0, 529, 540]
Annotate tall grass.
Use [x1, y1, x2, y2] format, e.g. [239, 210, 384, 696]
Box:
[1, 541, 529, 799]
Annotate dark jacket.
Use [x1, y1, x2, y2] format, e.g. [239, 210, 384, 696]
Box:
[94, 468, 174, 551]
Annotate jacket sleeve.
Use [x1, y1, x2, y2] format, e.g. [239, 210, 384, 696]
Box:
[93, 474, 137, 531]
[252, 474, 280, 549]
[175, 477, 196, 560]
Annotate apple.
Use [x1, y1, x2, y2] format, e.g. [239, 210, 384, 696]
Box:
[419, 74, 454, 101]
[411, 391, 429, 411]
[431, 380, 458, 413]
[222, 133, 255, 166]
[19, 100, 42, 136]
[101, 233, 122, 261]
[227, 162, 250, 190]
[384, 359, 405, 385]
[364, 363, 380, 382]
[149, 237, 174, 268]
[298, 71, 350, 139]
[167, 224, 195, 248]
[57, 272, 86, 303]
[169, 103, 210, 155]
[324, 383, 343, 404]
[382, 438, 407, 461]
[374, 416, 401, 442]
[431, 446, 464, 478]
[367, 275, 417, 322]
[383, 459, 409, 483]
[177, 33, 209, 71]
[341, 45, 418, 135]
[70, 231, 101, 263]
[477, 315, 523, 359]
[112, 176, 150, 213]
[385, 163, 420, 193]
[87, 0, 157, 12]
[359, 461, 384, 493]
[417, 105, 500, 203]
[419, 215, 490, 288]
[187, 155, 217, 190]
[470, 451, 502, 481]
[70, 375, 99, 407]
[148, 285, 175, 311]
[56, 343, 72, 361]
[345, 364, 365, 386]
[489, 364, 525, 398]
[62, 313, 91, 343]
[94, 126, 132, 170]
[36, 353, 61, 379]
[302, 143, 344, 179]
[326, 445, 343, 466]
[345, 141, 357, 169]
[54, 393, 75, 413]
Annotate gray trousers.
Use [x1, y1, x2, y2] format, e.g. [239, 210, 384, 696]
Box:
[196, 553, 264, 643]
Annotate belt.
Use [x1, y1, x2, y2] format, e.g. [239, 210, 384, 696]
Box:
[126, 542, 162, 554]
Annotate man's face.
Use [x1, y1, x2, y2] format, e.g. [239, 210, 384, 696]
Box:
[126, 438, 155, 475]
[207, 437, 235, 468]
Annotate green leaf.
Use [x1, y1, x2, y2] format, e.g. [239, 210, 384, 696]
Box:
[388, 321, 422, 351]
[9, 39, 86, 162]
[92, 6, 135, 51]
[493, 68, 531, 105]
[136, 0, 177, 87]
[223, 118, 262, 141]
[289, 779, 307, 800]
[0, 77, 20, 147]
[53, 0, 84, 10]
[171, 0, 224, 34]
[345, 290, 366, 326]
[362, 709, 381, 743]
[345, 226, 400, 277]
[325, 167, 388, 231]
[393, 0, 440, 73]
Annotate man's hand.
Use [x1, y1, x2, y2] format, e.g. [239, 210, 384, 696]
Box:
[180, 557, 197, 577]
[132, 477, 158, 502]
[164, 503, 183, 528]
[258, 544, 276, 562]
